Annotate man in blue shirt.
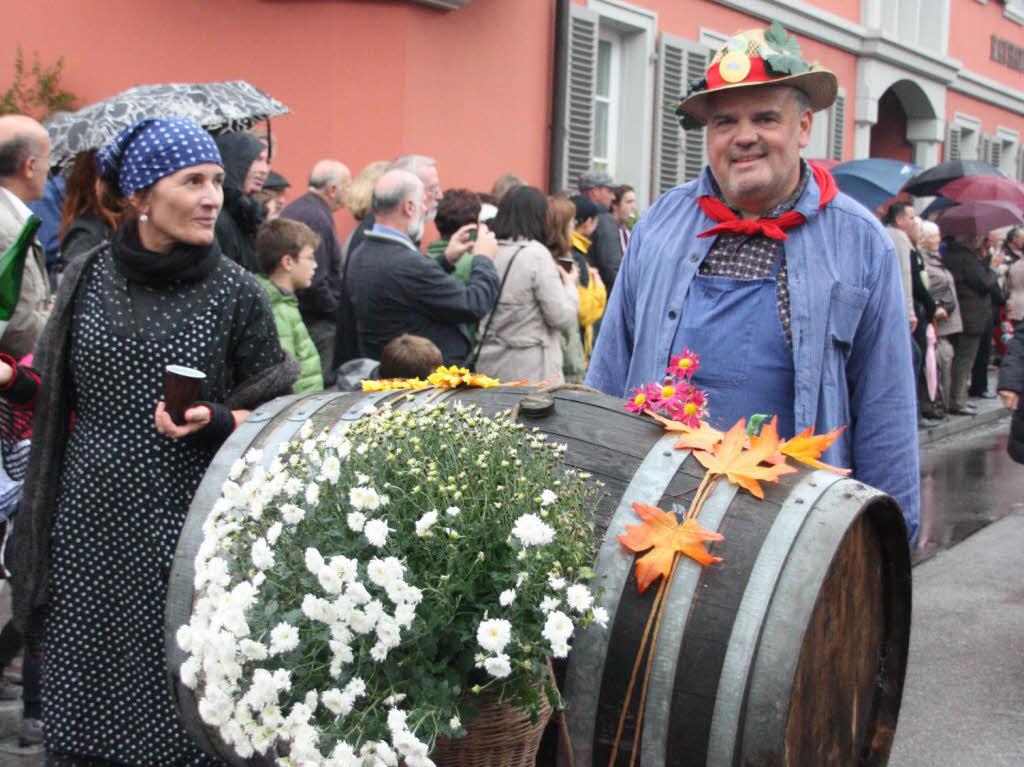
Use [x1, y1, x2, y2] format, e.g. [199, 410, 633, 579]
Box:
[586, 23, 919, 540]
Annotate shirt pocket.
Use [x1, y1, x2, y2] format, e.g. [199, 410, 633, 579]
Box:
[828, 282, 869, 349]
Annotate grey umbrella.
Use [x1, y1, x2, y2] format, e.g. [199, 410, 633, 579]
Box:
[44, 80, 289, 171]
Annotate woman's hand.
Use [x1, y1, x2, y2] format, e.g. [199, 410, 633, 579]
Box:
[590, 267, 604, 287]
[0, 360, 12, 388]
[561, 263, 580, 287]
[998, 389, 1019, 412]
[935, 306, 948, 321]
[154, 401, 212, 438]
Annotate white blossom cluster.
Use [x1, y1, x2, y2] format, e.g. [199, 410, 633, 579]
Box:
[178, 404, 602, 767]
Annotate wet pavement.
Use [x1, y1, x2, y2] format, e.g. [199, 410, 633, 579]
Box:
[0, 399, 1019, 765]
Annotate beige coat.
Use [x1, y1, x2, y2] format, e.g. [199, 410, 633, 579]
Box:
[0, 190, 50, 360]
[476, 239, 579, 383]
[1006, 258, 1024, 323]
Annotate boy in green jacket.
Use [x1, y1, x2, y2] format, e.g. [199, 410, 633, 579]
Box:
[255, 218, 324, 393]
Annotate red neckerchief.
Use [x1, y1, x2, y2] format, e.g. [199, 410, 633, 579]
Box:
[696, 163, 839, 241]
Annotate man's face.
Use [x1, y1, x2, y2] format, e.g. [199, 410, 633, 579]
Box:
[419, 165, 441, 222]
[1014, 231, 1024, 249]
[26, 135, 50, 202]
[243, 148, 270, 196]
[896, 206, 918, 236]
[332, 172, 351, 211]
[615, 190, 636, 223]
[706, 86, 812, 216]
[588, 185, 614, 208]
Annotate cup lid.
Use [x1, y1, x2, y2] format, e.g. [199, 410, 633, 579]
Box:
[166, 364, 207, 379]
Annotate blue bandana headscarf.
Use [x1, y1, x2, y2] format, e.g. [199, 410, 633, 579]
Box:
[96, 116, 223, 197]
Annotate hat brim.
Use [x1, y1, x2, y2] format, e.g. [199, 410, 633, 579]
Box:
[679, 69, 838, 125]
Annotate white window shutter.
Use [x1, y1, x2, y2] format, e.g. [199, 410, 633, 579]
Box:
[652, 33, 709, 198]
[1017, 145, 1024, 182]
[828, 89, 846, 161]
[989, 139, 1002, 170]
[945, 124, 960, 161]
[979, 134, 992, 163]
[559, 4, 599, 194]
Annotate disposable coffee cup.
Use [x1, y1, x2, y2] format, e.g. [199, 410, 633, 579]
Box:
[164, 365, 206, 426]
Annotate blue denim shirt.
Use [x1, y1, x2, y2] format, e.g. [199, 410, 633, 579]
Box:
[586, 167, 920, 539]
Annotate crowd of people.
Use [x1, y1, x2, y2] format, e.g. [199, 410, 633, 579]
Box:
[0, 18, 1021, 766]
[882, 201, 1022, 426]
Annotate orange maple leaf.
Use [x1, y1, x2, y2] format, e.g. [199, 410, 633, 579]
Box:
[617, 503, 724, 593]
[693, 418, 797, 499]
[644, 409, 724, 451]
[778, 425, 851, 475]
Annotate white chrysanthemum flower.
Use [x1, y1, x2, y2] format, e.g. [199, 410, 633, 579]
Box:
[176, 625, 193, 652]
[542, 610, 574, 647]
[547, 575, 566, 590]
[366, 558, 393, 588]
[346, 511, 366, 532]
[305, 483, 320, 506]
[476, 618, 512, 653]
[484, 654, 512, 678]
[179, 656, 199, 689]
[549, 638, 571, 658]
[284, 477, 303, 497]
[330, 555, 359, 583]
[348, 609, 374, 635]
[344, 677, 367, 698]
[269, 623, 300, 655]
[446, 506, 460, 517]
[370, 642, 389, 662]
[318, 566, 344, 595]
[449, 715, 461, 730]
[394, 602, 416, 628]
[265, 521, 283, 546]
[251, 537, 274, 571]
[415, 509, 439, 537]
[364, 518, 391, 547]
[565, 584, 594, 613]
[239, 639, 268, 661]
[540, 595, 561, 613]
[540, 489, 558, 506]
[511, 513, 556, 547]
[499, 589, 516, 607]
[321, 688, 348, 716]
[346, 581, 372, 604]
[281, 503, 305, 525]
[245, 448, 264, 465]
[375, 616, 401, 648]
[305, 547, 325, 575]
[319, 455, 341, 484]
[228, 458, 246, 481]
[592, 606, 610, 628]
[356, 472, 370, 485]
[349, 485, 380, 511]
[299, 420, 314, 439]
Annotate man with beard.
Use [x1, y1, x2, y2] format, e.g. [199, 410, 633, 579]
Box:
[344, 169, 499, 365]
[586, 23, 919, 540]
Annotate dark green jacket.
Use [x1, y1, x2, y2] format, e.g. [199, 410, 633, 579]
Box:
[256, 275, 323, 393]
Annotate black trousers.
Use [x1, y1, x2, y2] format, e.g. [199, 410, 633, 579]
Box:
[969, 319, 995, 395]
[0, 604, 44, 719]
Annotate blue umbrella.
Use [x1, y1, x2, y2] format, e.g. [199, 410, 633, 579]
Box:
[832, 159, 920, 211]
[921, 196, 957, 219]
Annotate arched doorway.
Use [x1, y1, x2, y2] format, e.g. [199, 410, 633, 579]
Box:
[867, 80, 940, 164]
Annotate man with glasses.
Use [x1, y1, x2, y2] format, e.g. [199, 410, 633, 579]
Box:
[0, 114, 52, 360]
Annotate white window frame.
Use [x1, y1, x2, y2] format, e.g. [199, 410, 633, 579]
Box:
[593, 34, 622, 175]
[952, 112, 982, 161]
[996, 126, 1020, 176]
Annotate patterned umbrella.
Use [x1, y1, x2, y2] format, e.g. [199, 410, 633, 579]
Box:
[44, 80, 289, 171]
[901, 160, 1006, 197]
[935, 200, 1024, 237]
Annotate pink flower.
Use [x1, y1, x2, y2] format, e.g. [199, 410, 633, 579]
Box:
[667, 349, 701, 381]
[625, 385, 650, 414]
[668, 385, 709, 429]
[648, 381, 684, 414]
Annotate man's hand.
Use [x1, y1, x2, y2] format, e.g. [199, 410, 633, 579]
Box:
[998, 389, 1019, 412]
[934, 307, 948, 321]
[444, 223, 478, 264]
[472, 224, 497, 260]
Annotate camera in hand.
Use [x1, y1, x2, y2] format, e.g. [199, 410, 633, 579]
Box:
[556, 257, 575, 273]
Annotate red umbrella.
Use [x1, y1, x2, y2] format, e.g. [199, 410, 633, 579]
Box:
[935, 200, 1024, 237]
[938, 175, 1024, 208]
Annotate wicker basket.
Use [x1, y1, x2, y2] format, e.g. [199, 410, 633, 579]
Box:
[431, 686, 554, 767]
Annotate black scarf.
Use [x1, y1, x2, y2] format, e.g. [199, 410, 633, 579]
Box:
[111, 224, 221, 287]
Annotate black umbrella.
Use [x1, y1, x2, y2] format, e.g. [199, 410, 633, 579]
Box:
[901, 160, 1006, 197]
[44, 80, 289, 171]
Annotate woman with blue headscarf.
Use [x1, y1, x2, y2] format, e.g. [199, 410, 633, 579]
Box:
[5, 117, 298, 765]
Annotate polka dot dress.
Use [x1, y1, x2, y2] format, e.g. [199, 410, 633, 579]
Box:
[42, 248, 281, 765]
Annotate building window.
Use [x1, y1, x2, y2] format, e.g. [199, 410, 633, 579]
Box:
[946, 113, 981, 162]
[879, 0, 947, 51]
[593, 36, 621, 173]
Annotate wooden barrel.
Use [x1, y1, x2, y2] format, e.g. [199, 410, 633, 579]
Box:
[164, 386, 911, 767]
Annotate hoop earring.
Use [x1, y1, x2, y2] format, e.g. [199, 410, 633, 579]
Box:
[139, 213, 149, 223]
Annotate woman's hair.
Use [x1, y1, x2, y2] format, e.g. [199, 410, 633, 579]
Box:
[347, 161, 390, 220]
[919, 220, 940, 241]
[95, 175, 136, 225]
[379, 334, 443, 379]
[490, 185, 548, 242]
[60, 150, 119, 238]
[545, 195, 576, 262]
[434, 189, 481, 239]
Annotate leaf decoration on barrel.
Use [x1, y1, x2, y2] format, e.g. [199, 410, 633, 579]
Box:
[693, 418, 797, 500]
[775, 425, 851, 474]
[617, 503, 724, 593]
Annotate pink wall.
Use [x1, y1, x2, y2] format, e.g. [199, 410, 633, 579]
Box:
[948, 0, 1024, 86]
[0, 0, 556, 238]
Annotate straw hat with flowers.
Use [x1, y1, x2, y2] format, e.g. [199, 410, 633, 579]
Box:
[676, 22, 838, 130]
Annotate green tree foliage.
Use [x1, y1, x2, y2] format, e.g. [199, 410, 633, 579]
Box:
[0, 46, 77, 119]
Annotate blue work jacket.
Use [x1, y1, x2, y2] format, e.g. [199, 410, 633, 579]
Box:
[586, 167, 920, 540]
